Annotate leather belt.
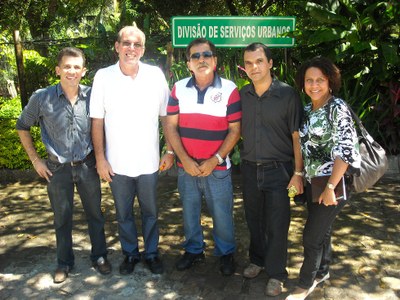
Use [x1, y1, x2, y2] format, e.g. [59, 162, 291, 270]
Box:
[69, 151, 94, 166]
[242, 159, 281, 169]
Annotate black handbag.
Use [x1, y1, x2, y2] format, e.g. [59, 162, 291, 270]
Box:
[346, 106, 388, 193]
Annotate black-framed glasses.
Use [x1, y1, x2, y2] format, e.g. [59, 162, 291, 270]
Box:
[190, 51, 214, 60]
[121, 41, 144, 49]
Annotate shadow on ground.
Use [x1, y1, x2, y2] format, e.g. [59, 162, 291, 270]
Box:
[0, 170, 399, 299]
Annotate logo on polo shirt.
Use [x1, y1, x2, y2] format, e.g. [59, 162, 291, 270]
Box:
[210, 92, 222, 103]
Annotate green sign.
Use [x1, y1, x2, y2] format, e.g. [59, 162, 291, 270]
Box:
[172, 16, 296, 48]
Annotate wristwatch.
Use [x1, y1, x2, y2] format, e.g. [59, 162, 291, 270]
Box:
[326, 183, 335, 190]
[215, 153, 224, 165]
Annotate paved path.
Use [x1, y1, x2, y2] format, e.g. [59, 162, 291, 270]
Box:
[0, 172, 399, 299]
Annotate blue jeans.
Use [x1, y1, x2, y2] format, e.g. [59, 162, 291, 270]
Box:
[297, 182, 348, 288]
[109, 172, 159, 260]
[47, 154, 107, 268]
[177, 167, 236, 256]
[241, 160, 292, 281]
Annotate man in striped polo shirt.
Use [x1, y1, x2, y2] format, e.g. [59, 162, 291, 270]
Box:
[165, 38, 241, 276]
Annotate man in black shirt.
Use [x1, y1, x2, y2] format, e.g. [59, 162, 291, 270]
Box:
[240, 42, 303, 297]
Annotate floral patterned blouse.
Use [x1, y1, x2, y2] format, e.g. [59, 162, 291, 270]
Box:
[299, 97, 361, 182]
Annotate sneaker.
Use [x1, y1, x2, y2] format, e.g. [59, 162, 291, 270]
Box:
[286, 274, 328, 300]
[220, 253, 235, 276]
[285, 286, 316, 300]
[265, 278, 283, 297]
[53, 265, 72, 284]
[145, 256, 164, 274]
[92, 256, 112, 275]
[315, 272, 330, 285]
[243, 263, 264, 278]
[175, 252, 205, 271]
[119, 256, 140, 275]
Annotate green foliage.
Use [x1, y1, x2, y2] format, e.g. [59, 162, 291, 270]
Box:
[230, 144, 242, 165]
[168, 61, 191, 87]
[288, 0, 399, 154]
[0, 42, 17, 97]
[23, 50, 54, 96]
[0, 96, 46, 169]
[0, 0, 398, 168]
[0, 96, 22, 118]
[373, 82, 400, 155]
[291, 1, 399, 81]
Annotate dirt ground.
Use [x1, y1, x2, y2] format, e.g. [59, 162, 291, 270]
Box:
[0, 169, 399, 299]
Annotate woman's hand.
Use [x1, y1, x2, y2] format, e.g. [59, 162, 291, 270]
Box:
[319, 187, 338, 206]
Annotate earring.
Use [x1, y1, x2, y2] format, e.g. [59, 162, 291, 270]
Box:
[329, 88, 332, 94]
[302, 88, 304, 93]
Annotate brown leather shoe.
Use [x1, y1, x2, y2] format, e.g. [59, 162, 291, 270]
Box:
[243, 263, 264, 278]
[92, 257, 112, 275]
[53, 266, 71, 283]
[265, 278, 283, 297]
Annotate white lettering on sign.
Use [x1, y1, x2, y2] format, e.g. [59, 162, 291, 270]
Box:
[177, 25, 207, 38]
[257, 26, 291, 38]
[176, 24, 292, 42]
[219, 26, 256, 39]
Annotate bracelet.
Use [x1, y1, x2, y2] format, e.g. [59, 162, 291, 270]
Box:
[31, 157, 39, 164]
[166, 150, 175, 156]
[294, 171, 303, 176]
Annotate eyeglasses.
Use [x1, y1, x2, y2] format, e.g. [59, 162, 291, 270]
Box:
[121, 41, 144, 49]
[190, 51, 214, 60]
[305, 78, 327, 85]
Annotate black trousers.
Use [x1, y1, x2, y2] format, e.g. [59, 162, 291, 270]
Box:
[298, 182, 348, 288]
[241, 160, 293, 281]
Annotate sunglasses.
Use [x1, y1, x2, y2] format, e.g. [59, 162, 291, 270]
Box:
[190, 51, 214, 60]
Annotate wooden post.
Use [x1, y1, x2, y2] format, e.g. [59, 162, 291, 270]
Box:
[13, 30, 28, 108]
[165, 42, 174, 81]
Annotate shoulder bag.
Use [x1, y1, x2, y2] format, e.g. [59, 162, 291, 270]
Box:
[346, 106, 388, 193]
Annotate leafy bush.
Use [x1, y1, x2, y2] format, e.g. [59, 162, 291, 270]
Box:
[0, 43, 17, 97]
[23, 50, 54, 97]
[0, 96, 46, 169]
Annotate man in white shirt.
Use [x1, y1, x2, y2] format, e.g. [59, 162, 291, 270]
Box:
[90, 25, 174, 275]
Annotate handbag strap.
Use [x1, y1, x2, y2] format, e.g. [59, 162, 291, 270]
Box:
[328, 97, 373, 143]
[344, 103, 375, 143]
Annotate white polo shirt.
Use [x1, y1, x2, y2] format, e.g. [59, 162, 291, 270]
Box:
[90, 61, 169, 177]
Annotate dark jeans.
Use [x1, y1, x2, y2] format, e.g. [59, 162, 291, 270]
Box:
[109, 172, 159, 260]
[241, 160, 292, 281]
[47, 155, 107, 268]
[297, 182, 347, 288]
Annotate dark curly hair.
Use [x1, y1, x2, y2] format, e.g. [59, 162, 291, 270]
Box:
[295, 56, 341, 95]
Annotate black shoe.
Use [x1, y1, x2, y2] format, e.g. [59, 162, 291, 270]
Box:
[119, 256, 140, 275]
[145, 256, 164, 274]
[92, 256, 112, 275]
[175, 252, 205, 271]
[220, 253, 235, 276]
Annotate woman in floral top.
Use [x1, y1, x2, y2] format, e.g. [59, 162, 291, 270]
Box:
[286, 57, 360, 300]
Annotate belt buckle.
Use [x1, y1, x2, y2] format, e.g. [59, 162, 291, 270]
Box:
[70, 160, 82, 166]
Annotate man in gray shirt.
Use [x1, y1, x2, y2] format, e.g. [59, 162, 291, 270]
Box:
[16, 47, 111, 283]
